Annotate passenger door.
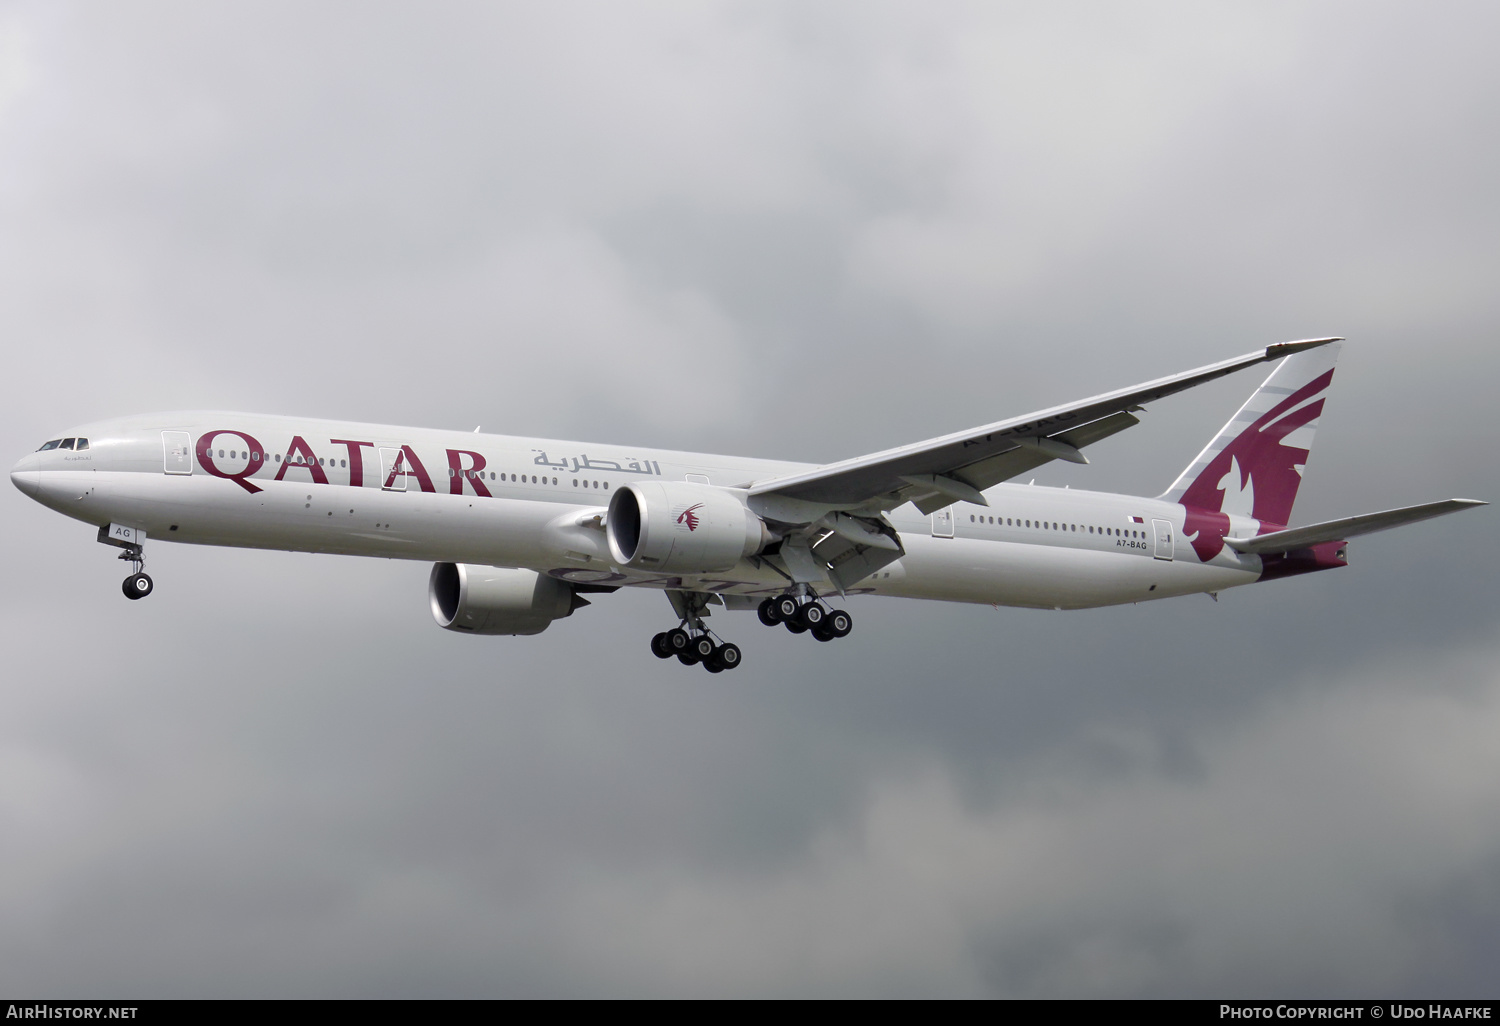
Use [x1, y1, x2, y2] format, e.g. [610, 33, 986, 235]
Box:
[931, 507, 954, 538]
[378, 447, 407, 491]
[162, 431, 193, 475]
[1152, 518, 1174, 561]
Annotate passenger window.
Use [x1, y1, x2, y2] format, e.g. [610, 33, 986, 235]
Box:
[37, 440, 61, 451]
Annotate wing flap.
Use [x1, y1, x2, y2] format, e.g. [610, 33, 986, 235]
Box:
[1225, 499, 1487, 555]
[905, 411, 1148, 514]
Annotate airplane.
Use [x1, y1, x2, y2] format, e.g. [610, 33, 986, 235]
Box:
[9, 338, 1485, 672]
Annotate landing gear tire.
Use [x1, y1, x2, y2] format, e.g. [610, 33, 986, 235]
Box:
[827, 609, 853, 638]
[677, 650, 699, 666]
[705, 660, 724, 674]
[122, 573, 153, 600]
[773, 595, 800, 622]
[812, 624, 835, 642]
[666, 628, 692, 655]
[691, 635, 716, 661]
[714, 643, 742, 670]
[785, 620, 808, 634]
[797, 603, 825, 629]
[757, 598, 781, 627]
[650, 632, 673, 659]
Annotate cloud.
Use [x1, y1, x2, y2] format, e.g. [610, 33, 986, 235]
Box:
[532, 642, 1500, 997]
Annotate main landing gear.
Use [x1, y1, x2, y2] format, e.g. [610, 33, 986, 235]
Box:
[756, 592, 853, 642]
[651, 624, 743, 673]
[646, 589, 852, 672]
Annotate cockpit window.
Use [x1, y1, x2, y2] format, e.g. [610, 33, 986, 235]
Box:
[37, 440, 62, 451]
[59, 438, 76, 450]
[75, 438, 89, 450]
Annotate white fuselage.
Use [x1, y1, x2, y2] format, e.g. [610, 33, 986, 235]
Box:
[11, 412, 1269, 610]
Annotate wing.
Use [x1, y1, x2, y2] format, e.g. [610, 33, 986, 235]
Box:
[749, 338, 1343, 515]
[1224, 499, 1487, 555]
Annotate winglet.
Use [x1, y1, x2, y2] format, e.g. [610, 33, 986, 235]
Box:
[1266, 337, 1343, 359]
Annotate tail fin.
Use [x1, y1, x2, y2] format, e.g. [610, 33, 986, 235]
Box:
[1160, 342, 1342, 528]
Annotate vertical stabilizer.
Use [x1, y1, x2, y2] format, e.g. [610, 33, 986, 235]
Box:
[1160, 342, 1341, 532]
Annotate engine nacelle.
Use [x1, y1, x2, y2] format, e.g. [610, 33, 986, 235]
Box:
[607, 481, 770, 573]
[429, 563, 580, 635]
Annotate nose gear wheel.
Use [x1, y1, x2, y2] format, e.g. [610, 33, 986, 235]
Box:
[108, 538, 155, 601]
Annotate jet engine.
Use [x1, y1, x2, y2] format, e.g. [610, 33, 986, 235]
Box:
[429, 563, 585, 635]
[607, 481, 771, 574]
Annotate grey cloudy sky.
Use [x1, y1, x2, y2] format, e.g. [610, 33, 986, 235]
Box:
[1, 0, 1496, 997]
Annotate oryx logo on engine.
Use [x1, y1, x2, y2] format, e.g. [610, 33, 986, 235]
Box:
[675, 504, 704, 531]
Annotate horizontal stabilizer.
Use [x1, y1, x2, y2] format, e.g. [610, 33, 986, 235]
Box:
[1224, 498, 1487, 555]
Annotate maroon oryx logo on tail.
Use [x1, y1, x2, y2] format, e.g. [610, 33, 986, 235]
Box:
[676, 504, 704, 531]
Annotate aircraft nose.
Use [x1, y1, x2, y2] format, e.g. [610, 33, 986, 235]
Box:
[10, 452, 40, 497]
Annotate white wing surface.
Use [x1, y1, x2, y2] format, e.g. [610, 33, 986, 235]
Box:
[750, 338, 1343, 515]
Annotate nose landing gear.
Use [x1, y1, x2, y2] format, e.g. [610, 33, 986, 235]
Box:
[122, 567, 154, 600]
[98, 524, 153, 600]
